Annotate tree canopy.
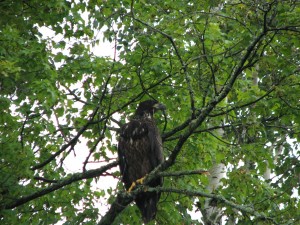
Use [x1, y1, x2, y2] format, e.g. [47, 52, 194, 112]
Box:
[1, 0, 300, 224]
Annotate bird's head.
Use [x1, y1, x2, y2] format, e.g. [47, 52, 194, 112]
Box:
[135, 100, 166, 118]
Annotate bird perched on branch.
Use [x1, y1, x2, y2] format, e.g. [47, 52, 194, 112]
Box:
[118, 100, 165, 223]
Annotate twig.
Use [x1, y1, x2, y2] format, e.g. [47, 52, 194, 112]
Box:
[158, 169, 209, 177]
[33, 176, 58, 184]
[31, 105, 100, 170]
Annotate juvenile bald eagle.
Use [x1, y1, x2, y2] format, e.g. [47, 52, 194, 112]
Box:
[118, 100, 165, 223]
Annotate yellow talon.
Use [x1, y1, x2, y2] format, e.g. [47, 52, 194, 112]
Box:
[136, 176, 146, 184]
[127, 175, 147, 192]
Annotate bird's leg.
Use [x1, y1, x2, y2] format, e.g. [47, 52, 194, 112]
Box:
[127, 181, 136, 193]
[127, 175, 148, 193]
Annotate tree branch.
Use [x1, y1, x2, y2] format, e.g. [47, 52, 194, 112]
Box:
[147, 187, 280, 225]
[158, 169, 209, 177]
[2, 161, 118, 210]
[97, 192, 133, 225]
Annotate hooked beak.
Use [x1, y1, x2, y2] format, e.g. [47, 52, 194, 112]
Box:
[153, 102, 166, 111]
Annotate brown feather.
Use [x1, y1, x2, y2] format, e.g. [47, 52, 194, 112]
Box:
[118, 100, 164, 223]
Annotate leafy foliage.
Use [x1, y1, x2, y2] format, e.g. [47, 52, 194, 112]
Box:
[1, 0, 300, 224]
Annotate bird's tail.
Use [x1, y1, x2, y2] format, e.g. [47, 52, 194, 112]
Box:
[136, 192, 159, 224]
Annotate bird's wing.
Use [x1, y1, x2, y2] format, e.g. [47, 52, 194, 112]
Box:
[117, 138, 126, 181]
[146, 120, 164, 170]
[118, 120, 149, 182]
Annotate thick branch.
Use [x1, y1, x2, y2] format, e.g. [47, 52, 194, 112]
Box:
[97, 192, 133, 225]
[2, 161, 118, 210]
